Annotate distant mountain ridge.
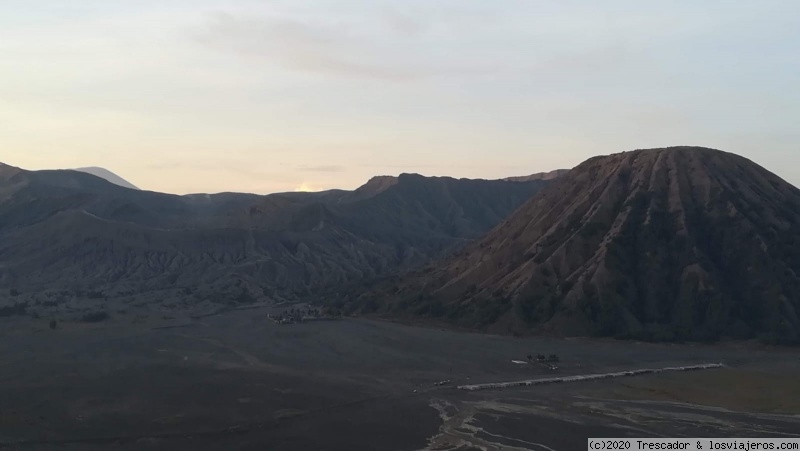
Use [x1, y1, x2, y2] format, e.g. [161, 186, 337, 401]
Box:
[0, 164, 553, 310]
[503, 169, 570, 182]
[74, 167, 139, 190]
[348, 147, 800, 344]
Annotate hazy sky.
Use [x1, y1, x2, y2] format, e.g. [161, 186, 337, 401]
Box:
[2, 1, 799, 194]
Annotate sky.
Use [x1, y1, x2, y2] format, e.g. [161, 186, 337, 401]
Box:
[2, 1, 799, 194]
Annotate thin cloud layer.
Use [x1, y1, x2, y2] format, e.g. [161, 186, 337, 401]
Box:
[193, 12, 420, 80]
[2, 1, 799, 194]
[296, 165, 346, 173]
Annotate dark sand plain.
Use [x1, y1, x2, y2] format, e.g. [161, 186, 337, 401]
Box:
[1, 307, 799, 451]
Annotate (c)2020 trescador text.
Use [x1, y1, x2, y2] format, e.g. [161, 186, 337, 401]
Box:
[588, 438, 800, 450]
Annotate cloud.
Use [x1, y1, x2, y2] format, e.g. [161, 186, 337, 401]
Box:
[357, 163, 520, 170]
[143, 160, 297, 183]
[296, 164, 346, 173]
[192, 12, 419, 81]
[381, 9, 425, 36]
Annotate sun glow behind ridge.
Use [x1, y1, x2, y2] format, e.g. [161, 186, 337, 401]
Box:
[294, 182, 317, 192]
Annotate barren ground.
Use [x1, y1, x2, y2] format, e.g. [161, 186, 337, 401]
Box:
[1, 307, 798, 451]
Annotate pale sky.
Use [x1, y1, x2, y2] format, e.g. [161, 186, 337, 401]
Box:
[2, 1, 799, 194]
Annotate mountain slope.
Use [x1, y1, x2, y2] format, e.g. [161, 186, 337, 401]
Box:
[356, 147, 800, 343]
[337, 173, 548, 244]
[0, 166, 551, 308]
[74, 167, 139, 190]
[504, 169, 570, 182]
